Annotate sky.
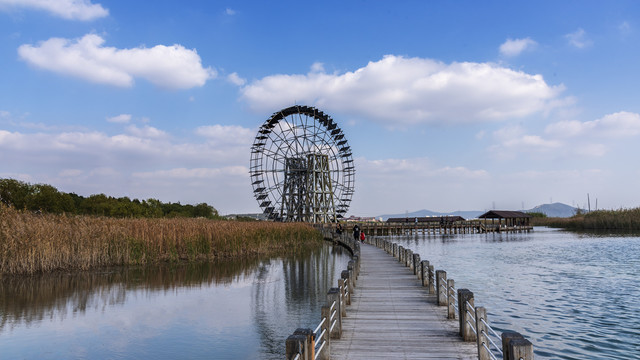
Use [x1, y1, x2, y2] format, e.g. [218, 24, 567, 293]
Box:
[1, 0, 640, 216]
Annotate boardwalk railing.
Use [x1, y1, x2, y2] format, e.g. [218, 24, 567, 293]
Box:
[285, 229, 360, 360]
[368, 236, 535, 360]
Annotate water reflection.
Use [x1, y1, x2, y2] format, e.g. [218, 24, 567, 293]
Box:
[0, 243, 351, 359]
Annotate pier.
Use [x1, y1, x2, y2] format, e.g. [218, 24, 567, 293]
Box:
[286, 229, 534, 360]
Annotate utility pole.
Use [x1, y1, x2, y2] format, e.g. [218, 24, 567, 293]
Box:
[587, 193, 591, 213]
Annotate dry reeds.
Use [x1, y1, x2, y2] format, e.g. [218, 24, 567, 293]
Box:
[531, 207, 640, 230]
[0, 205, 323, 275]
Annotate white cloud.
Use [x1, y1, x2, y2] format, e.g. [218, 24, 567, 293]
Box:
[195, 124, 254, 145]
[225, 8, 235, 15]
[619, 21, 631, 35]
[0, 0, 108, 21]
[565, 28, 592, 48]
[18, 34, 216, 89]
[133, 166, 247, 179]
[0, 124, 257, 212]
[125, 125, 168, 139]
[545, 111, 640, 138]
[499, 37, 537, 57]
[241, 55, 564, 126]
[106, 114, 132, 123]
[227, 72, 246, 86]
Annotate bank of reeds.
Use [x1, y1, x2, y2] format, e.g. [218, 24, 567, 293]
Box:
[532, 207, 640, 230]
[0, 205, 323, 275]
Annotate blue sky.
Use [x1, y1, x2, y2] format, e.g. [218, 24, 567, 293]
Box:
[2, 0, 640, 216]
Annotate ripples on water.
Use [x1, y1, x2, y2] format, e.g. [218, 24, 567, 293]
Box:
[0, 243, 351, 359]
[393, 227, 640, 360]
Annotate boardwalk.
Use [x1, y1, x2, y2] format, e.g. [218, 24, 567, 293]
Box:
[330, 243, 477, 360]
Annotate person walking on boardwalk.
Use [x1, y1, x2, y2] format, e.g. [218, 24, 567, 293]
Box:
[353, 224, 360, 241]
[360, 231, 365, 243]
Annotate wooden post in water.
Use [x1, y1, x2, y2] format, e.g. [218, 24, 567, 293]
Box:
[294, 328, 315, 360]
[475, 307, 491, 360]
[436, 270, 447, 306]
[392, 243, 398, 258]
[327, 288, 342, 339]
[457, 289, 476, 341]
[406, 249, 413, 269]
[421, 260, 430, 287]
[447, 279, 456, 319]
[398, 246, 404, 262]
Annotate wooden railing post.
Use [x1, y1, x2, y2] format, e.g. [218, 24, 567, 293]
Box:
[447, 279, 456, 319]
[428, 265, 435, 294]
[502, 331, 534, 360]
[475, 307, 491, 360]
[393, 243, 398, 258]
[421, 260, 430, 287]
[348, 260, 356, 284]
[413, 254, 421, 277]
[293, 328, 315, 360]
[436, 270, 447, 306]
[406, 249, 413, 268]
[286, 334, 306, 360]
[341, 270, 352, 304]
[319, 306, 331, 360]
[398, 245, 404, 262]
[327, 288, 342, 339]
[457, 289, 476, 341]
[338, 279, 347, 317]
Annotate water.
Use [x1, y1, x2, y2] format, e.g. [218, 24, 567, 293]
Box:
[0, 243, 351, 359]
[391, 227, 640, 360]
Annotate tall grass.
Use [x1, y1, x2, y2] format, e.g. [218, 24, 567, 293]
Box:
[0, 205, 323, 275]
[531, 207, 640, 230]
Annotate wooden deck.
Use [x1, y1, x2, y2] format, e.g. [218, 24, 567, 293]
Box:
[330, 242, 477, 360]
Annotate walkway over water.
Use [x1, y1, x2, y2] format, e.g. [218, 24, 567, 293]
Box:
[330, 243, 477, 359]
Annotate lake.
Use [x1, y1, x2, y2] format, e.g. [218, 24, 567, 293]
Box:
[0, 243, 351, 359]
[2, 228, 639, 359]
[390, 227, 640, 360]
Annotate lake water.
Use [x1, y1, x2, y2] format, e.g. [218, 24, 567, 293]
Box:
[3, 229, 639, 360]
[0, 244, 351, 360]
[391, 227, 640, 360]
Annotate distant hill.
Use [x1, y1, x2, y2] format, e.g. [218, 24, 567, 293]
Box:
[525, 203, 577, 218]
[377, 202, 578, 221]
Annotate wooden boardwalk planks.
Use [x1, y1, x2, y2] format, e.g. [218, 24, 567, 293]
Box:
[330, 243, 477, 360]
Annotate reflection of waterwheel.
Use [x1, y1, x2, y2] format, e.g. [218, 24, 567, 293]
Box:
[250, 105, 355, 222]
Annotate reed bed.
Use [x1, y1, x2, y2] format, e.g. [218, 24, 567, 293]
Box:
[532, 207, 640, 230]
[0, 205, 323, 275]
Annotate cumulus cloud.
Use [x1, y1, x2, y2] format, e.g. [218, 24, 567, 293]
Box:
[565, 28, 592, 48]
[106, 114, 132, 123]
[499, 37, 537, 57]
[227, 72, 246, 86]
[195, 124, 254, 145]
[125, 125, 168, 139]
[0, 124, 256, 212]
[18, 34, 216, 89]
[545, 111, 640, 138]
[0, 0, 108, 21]
[240, 55, 564, 126]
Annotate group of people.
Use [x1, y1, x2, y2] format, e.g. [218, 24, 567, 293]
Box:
[336, 223, 365, 243]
